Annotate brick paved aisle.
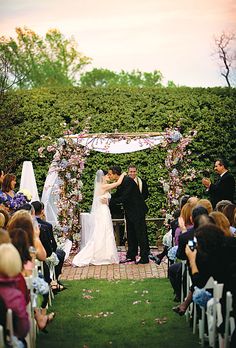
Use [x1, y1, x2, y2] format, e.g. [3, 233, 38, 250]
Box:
[60, 248, 168, 281]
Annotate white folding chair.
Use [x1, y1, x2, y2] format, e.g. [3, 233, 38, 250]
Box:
[5, 309, 14, 347]
[0, 325, 4, 348]
[185, 264, 193, 323]
[224, 291, 235, 348]
[192, 276, 215, 346]
[205, 280, 224, 348]
[25, 276, 37, 348]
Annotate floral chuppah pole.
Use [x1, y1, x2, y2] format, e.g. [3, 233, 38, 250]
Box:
[39, 131, 90, 241]
[159, 129, 197, 219]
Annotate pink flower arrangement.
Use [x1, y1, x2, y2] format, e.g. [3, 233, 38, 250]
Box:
[159, 129, 197, 214]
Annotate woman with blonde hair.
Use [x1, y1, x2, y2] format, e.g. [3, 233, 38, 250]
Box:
[0, 243, 30, 343]
[197, 199, 213, 214]
[209, 211, 231, 237]
[7, 209, 46, 261]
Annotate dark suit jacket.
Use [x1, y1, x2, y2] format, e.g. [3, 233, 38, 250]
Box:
[176, 227, 195, 260]
[208, 171, 235, 208]
[109, 176, 148, 222]
[36, 217, 57, 253]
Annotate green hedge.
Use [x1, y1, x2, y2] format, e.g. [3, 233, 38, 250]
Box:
[0, 87, 235, 242]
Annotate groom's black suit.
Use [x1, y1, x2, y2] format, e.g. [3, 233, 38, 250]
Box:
[110, 176, 149, 261]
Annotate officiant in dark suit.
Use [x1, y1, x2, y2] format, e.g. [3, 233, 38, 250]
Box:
[202, 158, 235, 208]
[108, 166, 150, 264]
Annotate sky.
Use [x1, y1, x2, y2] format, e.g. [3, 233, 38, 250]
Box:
[0, 0, 236, 87]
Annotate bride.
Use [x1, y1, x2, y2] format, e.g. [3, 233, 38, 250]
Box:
[72, 170, 125, 267]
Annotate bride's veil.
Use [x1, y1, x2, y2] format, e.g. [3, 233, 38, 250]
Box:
[91, 170, 104, 214]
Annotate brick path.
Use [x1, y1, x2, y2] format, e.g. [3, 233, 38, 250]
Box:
[60, 248, 168, 281]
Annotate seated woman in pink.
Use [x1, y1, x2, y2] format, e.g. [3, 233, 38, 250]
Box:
[0, 243, 30, 343]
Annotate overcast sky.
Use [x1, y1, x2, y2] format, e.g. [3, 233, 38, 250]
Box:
[1, 0, 236, 87]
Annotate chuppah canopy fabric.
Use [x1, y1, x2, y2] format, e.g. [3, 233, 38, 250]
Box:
[68, 132, 165, 153]
[41, 131, 179, 226]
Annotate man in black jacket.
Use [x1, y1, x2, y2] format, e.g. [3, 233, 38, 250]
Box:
[31, 201, 66, 285]
[108, 166, 150, 264]
[202, 158, 235, 208]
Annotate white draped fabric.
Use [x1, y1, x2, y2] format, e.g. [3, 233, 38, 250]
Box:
[41, 167, 59, 225]
[20, 161, 39, 202]
[72, 134, 164, 153]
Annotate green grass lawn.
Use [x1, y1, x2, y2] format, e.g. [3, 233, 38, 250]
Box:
[36, 278, 199, 348]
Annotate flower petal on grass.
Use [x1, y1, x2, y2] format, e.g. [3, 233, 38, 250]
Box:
[155, 317, 168, 325]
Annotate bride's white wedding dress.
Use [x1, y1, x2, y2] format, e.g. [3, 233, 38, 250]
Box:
[72, 191, 119, 267]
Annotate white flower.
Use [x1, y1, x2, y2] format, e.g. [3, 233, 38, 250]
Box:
[17, 189, 32, 201]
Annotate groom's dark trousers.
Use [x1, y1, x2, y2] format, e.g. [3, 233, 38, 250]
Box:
[110, 176, 149, 261]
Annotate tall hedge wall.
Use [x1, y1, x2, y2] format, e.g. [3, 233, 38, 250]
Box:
[0, 87, 235, 222]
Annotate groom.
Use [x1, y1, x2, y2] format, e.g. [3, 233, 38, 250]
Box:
[108, 165, 150, 264]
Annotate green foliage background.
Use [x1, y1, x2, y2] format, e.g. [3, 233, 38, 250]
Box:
[0, 86, 235, 242]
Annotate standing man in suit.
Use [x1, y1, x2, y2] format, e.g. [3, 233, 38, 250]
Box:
[202, 158, 235, 208]
[128, 165, 149, 201]
[108, 165, 150, 264]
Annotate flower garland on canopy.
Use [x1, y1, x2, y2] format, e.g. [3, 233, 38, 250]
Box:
[159, 129, 197, 220]
[39, 125, 90, 239]
[39, 126, 196, 239]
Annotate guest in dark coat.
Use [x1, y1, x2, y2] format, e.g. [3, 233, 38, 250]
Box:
[31, 201, 66, 284]
[202, 158, 235, 208]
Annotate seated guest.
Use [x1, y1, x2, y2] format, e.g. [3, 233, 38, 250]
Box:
[7, 210, 55, 327]
[174, 202, 193, 246]
[31, 201, 66, 291]
[222, 203, 236, 234]
[215, 200, 232, 212]
[0, 208, 10, 228]
[150, 195, 194, 265]
[197, 198, 213, 214]
[186, 224, 236, 347]
[0, 243, 30, 345]
[9, 227, 55, 330]
[0, 212, 5, 228]
[209, 211, 232, 237]
[7, 209, 46, 261]
[0, 228, 10, 244]
[9, 228, 34, 277]
[0, 174, 17, 211]
[169, 206, 209, 303]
